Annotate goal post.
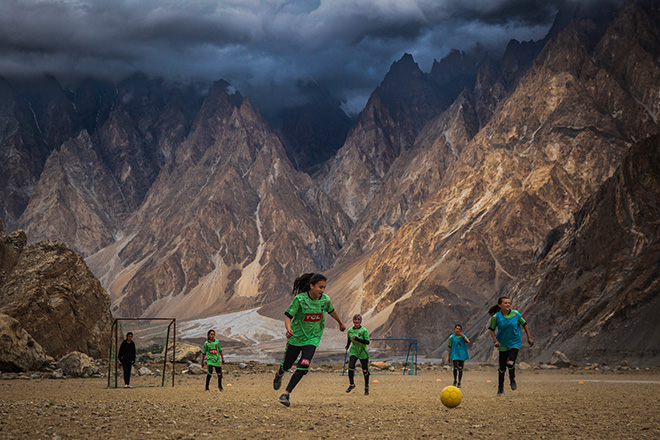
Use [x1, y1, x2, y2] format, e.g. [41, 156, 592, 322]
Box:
[342, 337, 418, 376]
[107, 318, 177, 388]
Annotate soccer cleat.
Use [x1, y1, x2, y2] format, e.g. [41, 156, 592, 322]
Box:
[364, 388, 369, 395]
[452, 381, 457, 387]
[457, 382, 461, 388]
[124, 385, 129, 388]
[279, 393, 290, 407]
[273, 373, 282, 390]
[346, 384, 356, 393]
[510, 380, 517, 390]
[205, 386, 209, 391]
[497, 387, 504, 396]
[219, 386, 223, 391]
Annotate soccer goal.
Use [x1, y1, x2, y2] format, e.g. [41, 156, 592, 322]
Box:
[342, 338, 418, 376]
[107, 318, 177, 388]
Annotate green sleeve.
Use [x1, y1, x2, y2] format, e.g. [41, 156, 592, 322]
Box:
[448, 335, 453, 348]
[202, 342, 208, 355]
[518, 313, 526, 326]
[489, 315, 497, 330]
[285, 296, 300, 318]
[363, 328, 370, 342]
[325, 297, 334, 314]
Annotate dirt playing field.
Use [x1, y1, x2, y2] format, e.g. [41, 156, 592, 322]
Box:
[1, 365, 659, 440]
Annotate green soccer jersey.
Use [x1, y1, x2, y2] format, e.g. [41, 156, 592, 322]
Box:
[285, 292, 335, 347]
[347, 326, 369, 359]
[202, 339, 222, 367]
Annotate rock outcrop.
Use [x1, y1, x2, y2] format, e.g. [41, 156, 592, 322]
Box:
[0, 313, 50, 372]
[0, 222, 113, 359]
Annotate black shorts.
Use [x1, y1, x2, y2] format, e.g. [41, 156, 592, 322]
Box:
[281, 343, 316, 372]
[207, 365, 222, 375]
[348, 355, 369, 372]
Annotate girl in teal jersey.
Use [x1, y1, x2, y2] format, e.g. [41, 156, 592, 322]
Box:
[345, 314, 370, 395]
[201, 330, 225, 391]
[447, 324, 470, 388]
[273, 273, 347, 407]
[488, 297, 533, 395]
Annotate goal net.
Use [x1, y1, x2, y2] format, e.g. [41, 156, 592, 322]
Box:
[342, 338, 418, 376]
[107, 318, 177, 388]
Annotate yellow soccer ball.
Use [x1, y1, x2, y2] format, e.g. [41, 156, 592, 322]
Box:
[440, 385, 462, 408]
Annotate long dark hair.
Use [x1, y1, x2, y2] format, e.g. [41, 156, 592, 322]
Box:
[292, 273, 327, 295]
[488, 296, 508, 316]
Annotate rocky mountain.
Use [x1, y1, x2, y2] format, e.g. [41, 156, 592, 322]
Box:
[87, 80, 352, 319]
[276, 81, 353, 173]
[324, 0, 659, 355]
[0, 220, 113, 359]
[470, 134, 660, 366]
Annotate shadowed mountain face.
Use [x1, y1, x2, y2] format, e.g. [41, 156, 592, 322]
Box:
[1, 1, 659, 363]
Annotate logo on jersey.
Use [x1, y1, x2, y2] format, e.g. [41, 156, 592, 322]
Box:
[304, 313, 322, 322]
[209, 348, 218, 355]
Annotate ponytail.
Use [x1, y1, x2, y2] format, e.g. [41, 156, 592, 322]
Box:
[488, 296, 508, 316]
[292, 273, 327, 295]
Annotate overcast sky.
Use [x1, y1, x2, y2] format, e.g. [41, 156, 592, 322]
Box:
[0, 0, 620, 115]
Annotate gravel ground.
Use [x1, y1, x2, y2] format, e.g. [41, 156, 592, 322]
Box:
[1, 366, 659, 439]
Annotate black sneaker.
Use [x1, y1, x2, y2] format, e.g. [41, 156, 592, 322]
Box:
[346, 384, 356, 393]
[273, 373, 282, 390]
[205, 386, 209, 391]
[457, 382, 461, 388]
[510, 380, 517, 390]
[364, 388, 369, 395]
[452, 381, 457, 387]
[497, 387, 504, 396]
[219, 386, 223, 391]
[278, 393, 290, 407]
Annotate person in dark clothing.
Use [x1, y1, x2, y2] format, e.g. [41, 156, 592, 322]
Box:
[118, 332, 136, 388]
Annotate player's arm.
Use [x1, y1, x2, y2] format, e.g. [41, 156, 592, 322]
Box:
[352, 336, 369, 344]
[345, 336, 351, 351]
[328, 309, 346, 332]
[489, 316, 500, 347]
[284, 315, 294, 338]
[523, 323, 534, 346]
[462, 334, 470, 343]
[447, 337, 452, 363]
[220, 348, 225, 364]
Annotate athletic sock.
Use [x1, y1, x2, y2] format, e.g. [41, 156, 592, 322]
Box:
[348, 370, 355, 385]
[286, 369, 305, 392]
[458, 369, 463, 383]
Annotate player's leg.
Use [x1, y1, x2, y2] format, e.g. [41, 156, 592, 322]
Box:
[497, 350, 507, 395]
[457, 360, 464, 387]
[360, 357, 370, 395]
[346, 355, 357, 392]
[280, 345, 316, 406]
[452, 359, 459, 386]
[507, 348, 519, 390]
[215, 365, 223, 390]
[274, 343, 301, 390]
[122, 361, 132, 388]
[205, 364, 213, 390]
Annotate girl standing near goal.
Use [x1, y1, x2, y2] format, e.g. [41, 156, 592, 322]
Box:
[201, 330, 225, 391]
[488, 296, 533, 396]
[345, 314, 370, 395]
[273, 273, 346, 407]
[447, 324, 469, 388]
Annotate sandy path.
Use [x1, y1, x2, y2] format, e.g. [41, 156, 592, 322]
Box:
[1, 366, 659, 439]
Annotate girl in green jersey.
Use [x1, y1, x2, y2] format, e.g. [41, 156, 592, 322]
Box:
[345, 314, 370, 395]
[273, 273, 347, 407]
[202, 329, 225, 391]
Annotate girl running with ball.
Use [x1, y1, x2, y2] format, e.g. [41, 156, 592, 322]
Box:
[447, 324, 469, 388]
[273, 273, 346, 407]
[488, 296, 533, 396]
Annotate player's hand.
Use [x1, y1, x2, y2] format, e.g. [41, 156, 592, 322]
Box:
[528, 338, 534, 347]
[494, 341, 501, 348]
[345, 346, 349, 351]
[286, 328, 294, 338]
[339, 323, 347, 332]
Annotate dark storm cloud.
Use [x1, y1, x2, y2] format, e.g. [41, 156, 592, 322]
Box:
[0, 0, 622, 115]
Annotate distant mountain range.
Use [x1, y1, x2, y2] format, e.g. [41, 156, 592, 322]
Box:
[1, 0, 658, 364]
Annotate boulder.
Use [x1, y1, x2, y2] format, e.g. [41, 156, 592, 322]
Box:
[0, 314, 49, 372]
[163, 342, 201, 363]
[371, 361, 391, 370]
[550, 351, 572, 368]
[0, 237, 113, 359]
[187, 363, 205, 375]
[58, 351, 95, 378]
[138, 366, 154, 376]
